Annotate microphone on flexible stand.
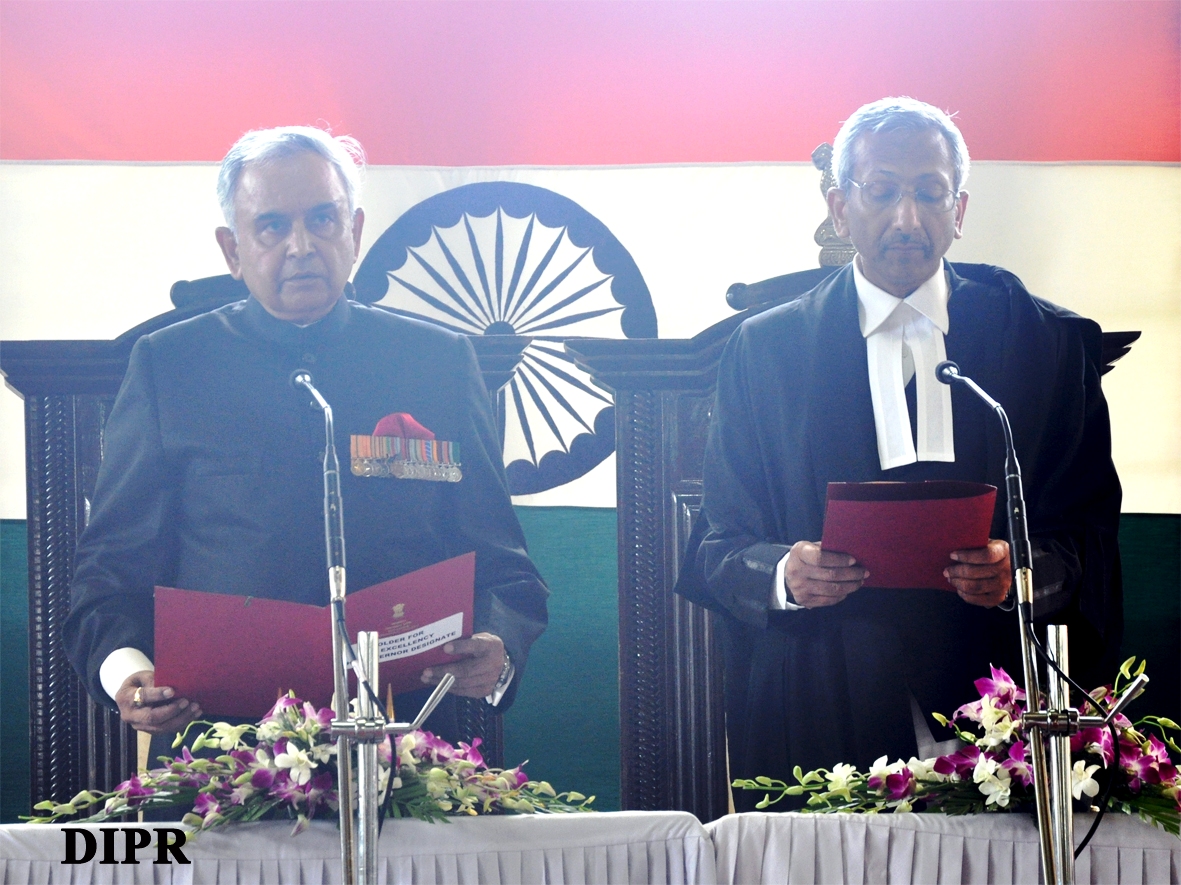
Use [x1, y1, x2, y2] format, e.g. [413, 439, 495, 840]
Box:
[290, 368, 356, 882]
[289, 368, 453, 885]
[290, 370, 346, 576]
[934, 360, 1029, 576]
[935, 358, 1076, 880]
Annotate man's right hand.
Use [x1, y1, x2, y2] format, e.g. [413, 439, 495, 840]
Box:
[784, 541, 869, 608]
[115, 670, 202, 735]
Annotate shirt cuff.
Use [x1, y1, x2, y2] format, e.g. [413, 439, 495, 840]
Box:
[772, 550, 807, 611]
[99, 647, 155, 703]
[484, 660, 515, 707]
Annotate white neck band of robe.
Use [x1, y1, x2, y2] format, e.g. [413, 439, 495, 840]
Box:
[854, 258, 955, 471]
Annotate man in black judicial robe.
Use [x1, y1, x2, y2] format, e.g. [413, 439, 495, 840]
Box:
[682, 99, 1121, 802]
[64, 127, 548, 743]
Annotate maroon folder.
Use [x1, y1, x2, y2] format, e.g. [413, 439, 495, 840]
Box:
[820, 481, 997, 590]
[154, 552, 475, 719]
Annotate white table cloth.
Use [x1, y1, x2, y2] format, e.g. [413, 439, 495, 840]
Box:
[0, 811, 715, 885]
[706, 811, 1180, 885]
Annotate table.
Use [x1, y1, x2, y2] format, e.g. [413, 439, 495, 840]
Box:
[706, 811, 1180, 884]
[0, 812, 715, 884]
[5, 810, 1178, 884]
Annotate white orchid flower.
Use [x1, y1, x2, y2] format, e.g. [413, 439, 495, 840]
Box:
[275, 746, 315, 786]
[977, 696, 1019, 749]
[972, 755, 1012, 807]
[398, 733, 419, 768]
[211, 723, 252, 751]
[868, 755, 904, 782]
[825, 763, 858, 800]
[1071, 760, 1102, 801]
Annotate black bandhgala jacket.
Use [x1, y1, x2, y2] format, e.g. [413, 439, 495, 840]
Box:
[65, 295, 549, 731]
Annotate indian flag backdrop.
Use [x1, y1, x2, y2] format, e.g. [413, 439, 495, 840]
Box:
[1, 0, 1178, 517]
[0, 0, 1178, 812]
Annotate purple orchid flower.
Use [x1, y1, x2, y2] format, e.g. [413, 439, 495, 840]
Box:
[113, 774, 158, 807]
[1119, 736, 1158, 792]
[502, 766, 530, 789]
[1136, 735, 1179, 786]
[301, 701, 333, 730]
[1001, 740, 1034, 787]
[304, 771, 337, 816]
[953, 698, 984, 724]
[263, 695, 301, 721]
[419, 731, 457, 764]
[934, 745, 982, 779]
[192, 792, 220, 818]
[251, 767, 276, 790]
[269, 771, 307, 807]
[455, 738, 485, 769]
[884, 768, 917, 800]
[1071, 726, 1116, 766]
[974, 665, 1026, 709]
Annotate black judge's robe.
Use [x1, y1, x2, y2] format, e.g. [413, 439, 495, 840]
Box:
[680, 263, 1122, 802]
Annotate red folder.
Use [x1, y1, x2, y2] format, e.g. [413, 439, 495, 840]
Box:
[153, 552, 475, 719]
[820, 481, 997, 590]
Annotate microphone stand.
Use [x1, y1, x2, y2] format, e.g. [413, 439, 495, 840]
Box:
[293, 371, 454, 885]
[934, 361, 1143, 885]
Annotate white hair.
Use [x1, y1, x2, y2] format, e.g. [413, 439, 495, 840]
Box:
[217, 126, 365, 230]
[832, 97, 970, 193]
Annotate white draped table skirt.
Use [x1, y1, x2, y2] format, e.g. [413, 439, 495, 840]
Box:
[2, 810, 1178, 884]
[706, 811, 1180, 885]
[0, 812, 714, 885]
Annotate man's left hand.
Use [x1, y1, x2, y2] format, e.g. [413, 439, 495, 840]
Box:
[421, 632, 505, 697]
[945, 539, 1012, 607]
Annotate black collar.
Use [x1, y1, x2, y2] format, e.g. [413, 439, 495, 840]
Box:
[235, 293, 352, 350]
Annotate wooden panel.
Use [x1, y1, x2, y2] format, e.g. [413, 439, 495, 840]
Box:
[615, 388, 671, 810]
[25, 393, 136, 807]
[595, 369, 730, 821]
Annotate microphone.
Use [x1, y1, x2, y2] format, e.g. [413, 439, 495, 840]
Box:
[935, 359, 1002, 411]
[288, 369, 345, 573]
[935, 360, 960, 385]
[932, 360, 1032, 583]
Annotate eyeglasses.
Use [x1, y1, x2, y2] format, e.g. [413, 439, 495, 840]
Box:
[848, 179, 959, 213]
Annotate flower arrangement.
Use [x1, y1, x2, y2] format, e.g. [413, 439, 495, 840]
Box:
[734, 659, 1180, 836]
[27, 694, 593, 834]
